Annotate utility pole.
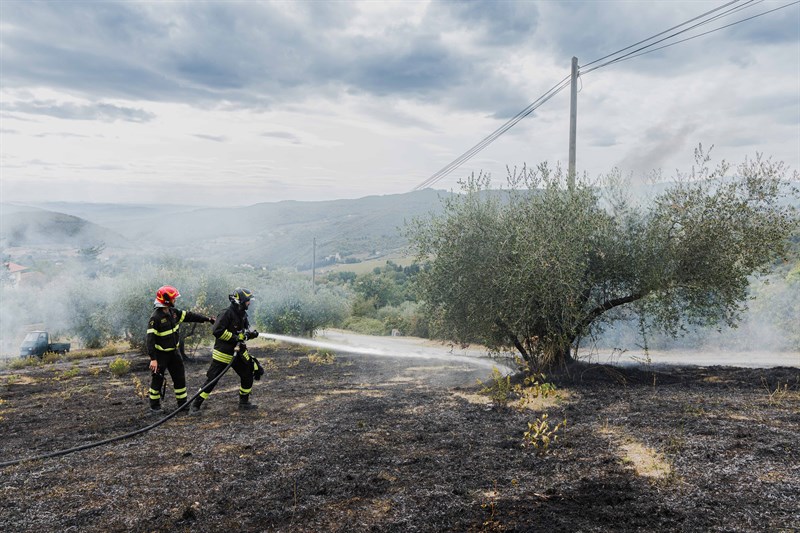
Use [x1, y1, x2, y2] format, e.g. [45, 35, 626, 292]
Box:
[312, 237, 316, 293]
[568, 56, 578, 189]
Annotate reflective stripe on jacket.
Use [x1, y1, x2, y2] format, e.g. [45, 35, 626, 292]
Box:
[211, 304, 248, 363]
[146, 307, 207, 360]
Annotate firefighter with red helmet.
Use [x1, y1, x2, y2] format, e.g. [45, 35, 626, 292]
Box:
[191, 287, 263, 413]
[146, 285, 214, 414]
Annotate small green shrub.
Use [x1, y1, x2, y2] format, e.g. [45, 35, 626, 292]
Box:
[524, 373, 557, 397]
[41, 351, 63, 364]
[514, 372, 558, 409]
[58, 366, 80, 380]
[96, 346, 118, 358]
[308, 350, 336, 365]
[109, 357, 131, 377]
[478, 367, 513, 406]
[522, 413, 567, 453]
[9, 357, 40, 370]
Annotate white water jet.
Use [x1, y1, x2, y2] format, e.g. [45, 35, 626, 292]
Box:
[259, 332, 516, 375]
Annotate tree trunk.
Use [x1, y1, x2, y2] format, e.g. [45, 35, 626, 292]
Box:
[495, 319, 530, 362]
[535, 341, 574, 370]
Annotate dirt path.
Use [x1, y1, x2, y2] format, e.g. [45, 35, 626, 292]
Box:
[0, 343, 798, 532]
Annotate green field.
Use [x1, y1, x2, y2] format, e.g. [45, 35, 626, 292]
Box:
[319, 252, 416, 275]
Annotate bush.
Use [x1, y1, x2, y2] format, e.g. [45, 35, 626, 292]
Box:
[41, 351, 62, 364]
[377, 301, 430, 337]
[109, 357, 131, 377]
[9, 357, 40, 370]
[254, 281, 350, 337]
[478, 367, 513, 406]
[341, 316, 385, 336]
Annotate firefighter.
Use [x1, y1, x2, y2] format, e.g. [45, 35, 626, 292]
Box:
[146, 285, 214, 414]
[191, 287, 263, 413]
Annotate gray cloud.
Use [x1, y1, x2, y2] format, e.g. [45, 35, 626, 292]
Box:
[6, 100, 155, 122]
[0, 1, 529, 115]
[432, 0, 540, 46]
[260, 131, 302, 144]
[193, 134, 229, 143]
[34, 132, 92, 139]
[538, 2, 798, 76]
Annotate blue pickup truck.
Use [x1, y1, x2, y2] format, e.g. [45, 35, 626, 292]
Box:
[19, 331, 71, 358]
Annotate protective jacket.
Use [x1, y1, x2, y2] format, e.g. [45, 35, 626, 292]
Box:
[211, 303, 249, 364]
[146, 307, 209, 360]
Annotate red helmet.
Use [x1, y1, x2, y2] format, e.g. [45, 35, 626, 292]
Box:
[155, 285, 181, 306]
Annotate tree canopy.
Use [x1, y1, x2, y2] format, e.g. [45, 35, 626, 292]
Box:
[408, 150, 799, 368]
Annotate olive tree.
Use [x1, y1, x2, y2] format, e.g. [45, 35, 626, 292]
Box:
[409, 150, 799, 368]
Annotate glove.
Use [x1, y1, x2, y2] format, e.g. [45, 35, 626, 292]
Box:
[237, 331, 246, 341]
[253, 357, 264, 381]
[246, 330, 259, 340]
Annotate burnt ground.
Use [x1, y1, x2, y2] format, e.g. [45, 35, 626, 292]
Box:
[0, 344, 798, 533]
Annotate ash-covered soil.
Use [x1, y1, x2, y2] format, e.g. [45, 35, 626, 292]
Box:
[0, 345, 798, 532]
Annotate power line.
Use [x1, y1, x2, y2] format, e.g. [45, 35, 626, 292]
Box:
[411, 0, 795, 191]
[579, 0, 748, 70]
[586, 0, 799, 70]
[580, 0, 796, 75]
[412, 75, 571, 191]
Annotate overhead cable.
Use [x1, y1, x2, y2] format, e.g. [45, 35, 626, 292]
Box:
[587, 0, 799, 69]
[412, 75, 571, 191]
[580, 0, 753, 70]
[580, 0, 797, 75]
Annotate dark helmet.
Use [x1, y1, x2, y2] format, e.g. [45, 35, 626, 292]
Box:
[229, 287, 254, 309]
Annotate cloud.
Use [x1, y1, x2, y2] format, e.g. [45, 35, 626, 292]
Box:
[260, 131, 302, 144]
[33, 132, 92, 139]
[193, 134, 229, 143]
[0, 1, 532, 115]
[5, 100, 155, 122]
[432, 0, 540, 46]
[0, 1, 796, 205]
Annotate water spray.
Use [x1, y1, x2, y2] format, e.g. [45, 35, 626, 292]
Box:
[258, 332, 517, 375]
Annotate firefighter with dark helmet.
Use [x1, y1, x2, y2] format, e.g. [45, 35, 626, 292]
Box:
[191, 287, 263, 413]
[146, 285, 215, 414]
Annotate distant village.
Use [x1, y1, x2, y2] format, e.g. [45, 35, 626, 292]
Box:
[2, 261, 46, 287]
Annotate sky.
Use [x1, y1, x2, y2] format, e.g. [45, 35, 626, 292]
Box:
[1, 0, 798, 206]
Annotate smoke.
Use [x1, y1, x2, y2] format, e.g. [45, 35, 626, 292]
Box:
[615, 122, 698, 182]
[591, 270, 800, 355]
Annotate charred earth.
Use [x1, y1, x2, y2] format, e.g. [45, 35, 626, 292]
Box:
[0, 345, 798, 532]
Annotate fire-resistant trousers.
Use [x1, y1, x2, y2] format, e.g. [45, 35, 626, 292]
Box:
[197, 355, 254, 401]
[149, 352, 188, 405]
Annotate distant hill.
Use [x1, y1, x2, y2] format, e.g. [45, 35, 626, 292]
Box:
[0, 207, 131, 249]
[2, 189, 451, 268]
[5, 181, 796, 270]
[164, 189, 451, 267]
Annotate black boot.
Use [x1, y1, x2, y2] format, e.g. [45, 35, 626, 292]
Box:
[149, 399, 163, 415]
[238, 394, 258, 411]
[190, 398, 203, 415]
[177, 398, 188, 412]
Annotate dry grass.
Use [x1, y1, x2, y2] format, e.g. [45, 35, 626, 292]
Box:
[599, 425, 672, 480]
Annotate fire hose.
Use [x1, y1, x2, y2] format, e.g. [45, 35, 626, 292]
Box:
[0, 345, 244, 469]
